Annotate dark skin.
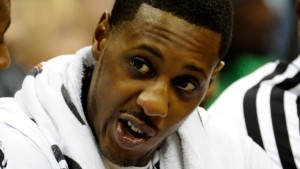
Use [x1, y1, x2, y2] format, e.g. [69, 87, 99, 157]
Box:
[0, 0, 10, 71]
[85, 4, 224, 167]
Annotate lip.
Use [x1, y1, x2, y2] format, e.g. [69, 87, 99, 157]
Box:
[115, 113, 157, 149]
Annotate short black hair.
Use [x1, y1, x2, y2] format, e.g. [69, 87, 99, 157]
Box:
[110, 0, 233, 59]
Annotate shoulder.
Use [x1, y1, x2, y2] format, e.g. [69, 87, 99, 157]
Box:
[210, 58, 294, 110]
[0, 98, 58, 169]
[0, 123, 54, 169]
[199, 109, 274, 169]
[215, 60, 280, 103]
[26, 46, 93, 76]
[207, 60, 281, 130]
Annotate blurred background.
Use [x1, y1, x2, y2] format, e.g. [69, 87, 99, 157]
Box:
[1, 0, 299, 105]
[6, 0, 113, 71]
[203, 0, 300, 107]
[1, 0, 113, 96]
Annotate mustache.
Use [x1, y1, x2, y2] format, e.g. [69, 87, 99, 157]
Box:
[119, 109, 153, 127]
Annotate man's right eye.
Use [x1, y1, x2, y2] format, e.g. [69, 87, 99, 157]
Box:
[130, 57, 152, 75]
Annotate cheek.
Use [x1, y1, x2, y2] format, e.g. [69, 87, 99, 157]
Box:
[197, 81, 211, 104]
[155, 115, 187, 143]
[159, 104, 195, 134]
[97, 77, 131, 104]
[91, 70, 137, 119]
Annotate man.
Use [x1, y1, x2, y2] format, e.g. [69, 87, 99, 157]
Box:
[208, 0, 300, 168]
[0, 0, 10, 70]
[0, 0, 273, 168]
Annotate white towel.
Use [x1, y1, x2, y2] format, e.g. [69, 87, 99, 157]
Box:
[0, 46, 274, 169]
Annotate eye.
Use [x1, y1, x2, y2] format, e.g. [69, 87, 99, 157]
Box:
[174, 77, 198, 93]
[130, 57, 152, 75]
[177, 82, 196, 91]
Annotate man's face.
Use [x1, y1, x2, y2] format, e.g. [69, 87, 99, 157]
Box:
[0, 0, 10, 70]
[88, 4, 223, 166]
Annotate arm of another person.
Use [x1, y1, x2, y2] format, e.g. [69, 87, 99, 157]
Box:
[201, 109, 275, 169]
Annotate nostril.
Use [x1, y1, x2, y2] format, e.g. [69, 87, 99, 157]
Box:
[137, 96, 168, 118]
[144, 107, 168, 118]
[136, 82, 169, 118]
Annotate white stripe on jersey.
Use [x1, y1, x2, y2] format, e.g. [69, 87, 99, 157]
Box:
[284, 92, 300, 167]
[256, 83, 281, 166]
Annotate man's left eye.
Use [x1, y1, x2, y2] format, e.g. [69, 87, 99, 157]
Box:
[174, 76, 199, 94]
[176, 81, 196, 91]
[130, 57, 152, 75]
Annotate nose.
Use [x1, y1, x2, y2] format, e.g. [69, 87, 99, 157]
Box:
[136, 81, 169, 118]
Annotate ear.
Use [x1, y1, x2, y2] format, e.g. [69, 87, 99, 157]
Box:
[92, 12, 111, 60]
[209, 61, 225, 85]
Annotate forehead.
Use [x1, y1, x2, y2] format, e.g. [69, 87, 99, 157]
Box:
[135, 3, 200, 30]
[112, 3, 221, 62]
[134, 3, 219, 36]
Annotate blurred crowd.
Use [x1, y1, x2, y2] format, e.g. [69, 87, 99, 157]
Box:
[1, 0, 299, 105]
[0, 0, 113, 96]
[6, 0, 113, 70]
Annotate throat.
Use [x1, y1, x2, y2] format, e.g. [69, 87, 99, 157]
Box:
[101, 153, 154, 169]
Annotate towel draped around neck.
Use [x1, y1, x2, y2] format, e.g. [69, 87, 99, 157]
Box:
[0, 46, 273, 169]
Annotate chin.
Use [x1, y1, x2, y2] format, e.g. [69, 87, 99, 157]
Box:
[102, 152, 139, 167]
[99, 145, 152, 167]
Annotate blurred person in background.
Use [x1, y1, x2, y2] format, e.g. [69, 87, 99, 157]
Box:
[202, 0, 299, 107]
[208, 0, 300, 168]
[0, 0, 113, 97]
[0, 0, 10, 70]
[0, 0, 23, 97]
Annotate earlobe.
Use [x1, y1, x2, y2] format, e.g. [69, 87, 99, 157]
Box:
[92, 12, 111, 60]
[208, 61, 224, 87]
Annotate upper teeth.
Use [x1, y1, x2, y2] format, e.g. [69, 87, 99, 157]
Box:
[127, 121, 144, 134]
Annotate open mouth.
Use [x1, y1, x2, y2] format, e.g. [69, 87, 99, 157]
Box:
[125, 120, 147, 138]
[116, 114, 156, 148]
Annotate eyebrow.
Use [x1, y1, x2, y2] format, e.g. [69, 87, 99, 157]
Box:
[136, 44, 207, 78]
[184, 64, 207, 79]
[136, 44, 163, 61]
